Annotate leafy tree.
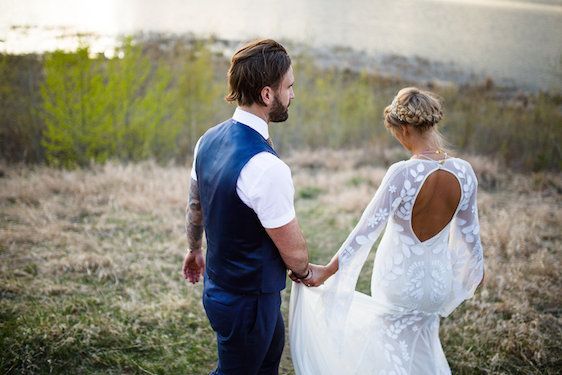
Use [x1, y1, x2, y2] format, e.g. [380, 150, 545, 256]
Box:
[40, 39, 177, 166]
[173, 42, 223, 158]
[104, 37, 175, 161]
[40, 47, 106, 167]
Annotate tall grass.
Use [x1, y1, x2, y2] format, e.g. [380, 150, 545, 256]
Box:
[1, 149, 560, 374]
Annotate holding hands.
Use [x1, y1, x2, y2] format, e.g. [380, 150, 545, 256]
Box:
[289, 263, 335, 287]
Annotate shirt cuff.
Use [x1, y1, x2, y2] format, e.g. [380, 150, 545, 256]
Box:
[260, 209, 296, 229]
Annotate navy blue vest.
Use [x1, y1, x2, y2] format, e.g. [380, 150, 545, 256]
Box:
[195, 119, 287, 294]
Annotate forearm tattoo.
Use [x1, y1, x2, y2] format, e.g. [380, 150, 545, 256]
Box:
[186, 179, 204, 250]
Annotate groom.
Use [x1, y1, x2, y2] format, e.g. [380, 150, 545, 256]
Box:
[182, 39, 313, 375]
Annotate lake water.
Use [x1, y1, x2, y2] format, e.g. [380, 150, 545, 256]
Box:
[1, 0, 561, 91]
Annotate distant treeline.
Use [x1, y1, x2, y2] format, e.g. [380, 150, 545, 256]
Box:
[1, 36, 561, 170]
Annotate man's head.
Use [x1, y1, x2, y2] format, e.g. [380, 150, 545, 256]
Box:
[226, 39, 294, 122]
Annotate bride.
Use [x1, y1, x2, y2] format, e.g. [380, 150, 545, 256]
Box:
[289, 87, 484, 374]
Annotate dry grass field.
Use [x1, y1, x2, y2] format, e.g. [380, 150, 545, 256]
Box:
[1, 149, 561, 374]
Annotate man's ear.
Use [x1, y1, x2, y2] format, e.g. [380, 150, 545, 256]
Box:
[261, 86, 273, 106]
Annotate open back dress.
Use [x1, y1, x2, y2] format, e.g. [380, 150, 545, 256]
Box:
[289, 158, 484, 375]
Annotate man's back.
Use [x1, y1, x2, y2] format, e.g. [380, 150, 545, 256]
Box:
[196, 119, 286, 294]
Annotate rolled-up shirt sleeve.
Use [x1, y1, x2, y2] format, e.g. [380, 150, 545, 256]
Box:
[239, 154, 296, 229]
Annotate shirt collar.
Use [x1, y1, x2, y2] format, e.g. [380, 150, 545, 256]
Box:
[232, 107, 269, 140]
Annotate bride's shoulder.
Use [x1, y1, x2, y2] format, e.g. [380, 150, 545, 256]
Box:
[386, 160, 409, 173]
[386, 159, 421, 173]
[381, 160, 410, 182]
[447, 157, 476, 172]
[446, 157, 479, 183]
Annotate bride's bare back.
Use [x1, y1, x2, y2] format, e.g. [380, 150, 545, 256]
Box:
[412, 169, 461, 242]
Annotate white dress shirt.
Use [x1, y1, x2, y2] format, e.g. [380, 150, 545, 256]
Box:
[191, 108, 296, 229]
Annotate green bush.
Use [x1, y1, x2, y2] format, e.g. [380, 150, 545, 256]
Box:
[1, 37, 560, 170]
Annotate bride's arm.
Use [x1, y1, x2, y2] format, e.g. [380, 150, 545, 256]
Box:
[439, 162, 484, 316]
[326, 253, 339, 276]
[305, 162, 407, 287]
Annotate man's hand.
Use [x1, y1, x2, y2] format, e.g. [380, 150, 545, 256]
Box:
[288, 266, 308, 284]
[182, 249, 205, 284]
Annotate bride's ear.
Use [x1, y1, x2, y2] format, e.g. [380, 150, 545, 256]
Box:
[394, 125, 409, 142]
[400, 125, 410, 139]
[395, 125, 412, 150]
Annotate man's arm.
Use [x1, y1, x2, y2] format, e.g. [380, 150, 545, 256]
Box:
[182, 178, 205, 283]
[265, 218, 309, 279]
[186, 178, 204, 250]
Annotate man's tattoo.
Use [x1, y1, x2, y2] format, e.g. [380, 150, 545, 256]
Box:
[186, 179, 204, 250]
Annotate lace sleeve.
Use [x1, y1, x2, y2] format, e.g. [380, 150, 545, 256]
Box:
[440, 162, 484, 316]
[322, 162, 407, 326]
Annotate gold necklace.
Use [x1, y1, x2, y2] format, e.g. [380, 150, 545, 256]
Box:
[414, 149, 448, 164]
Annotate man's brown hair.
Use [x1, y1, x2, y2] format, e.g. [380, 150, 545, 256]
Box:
[226, 39, 291, 106]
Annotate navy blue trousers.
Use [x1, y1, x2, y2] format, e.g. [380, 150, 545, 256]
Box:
[203, 276, 284, 375]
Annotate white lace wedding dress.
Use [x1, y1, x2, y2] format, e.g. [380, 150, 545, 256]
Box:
[289, 158, 484, 375]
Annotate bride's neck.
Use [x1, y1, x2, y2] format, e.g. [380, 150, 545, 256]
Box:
[409, 138, 437, 156]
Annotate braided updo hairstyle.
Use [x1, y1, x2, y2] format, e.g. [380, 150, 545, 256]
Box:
[384, 87, 448, 150]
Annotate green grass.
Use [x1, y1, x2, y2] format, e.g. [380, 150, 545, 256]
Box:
[1, 153, 561, 374]
[1, 208, 217, 374]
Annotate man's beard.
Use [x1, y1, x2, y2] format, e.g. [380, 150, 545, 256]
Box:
[269, 95, 289, 123]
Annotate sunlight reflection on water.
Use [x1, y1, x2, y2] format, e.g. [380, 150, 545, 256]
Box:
[1, 0, 561, 91]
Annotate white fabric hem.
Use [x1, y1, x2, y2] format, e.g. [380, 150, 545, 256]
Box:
[261, 210, 295, 229]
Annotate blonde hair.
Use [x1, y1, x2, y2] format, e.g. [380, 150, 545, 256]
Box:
[384, 87, 449, 151]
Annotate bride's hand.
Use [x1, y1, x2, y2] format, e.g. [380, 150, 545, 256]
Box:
[302, 263, 333, 287]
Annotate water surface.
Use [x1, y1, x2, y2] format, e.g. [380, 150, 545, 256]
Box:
[1, 0, 561, 91]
